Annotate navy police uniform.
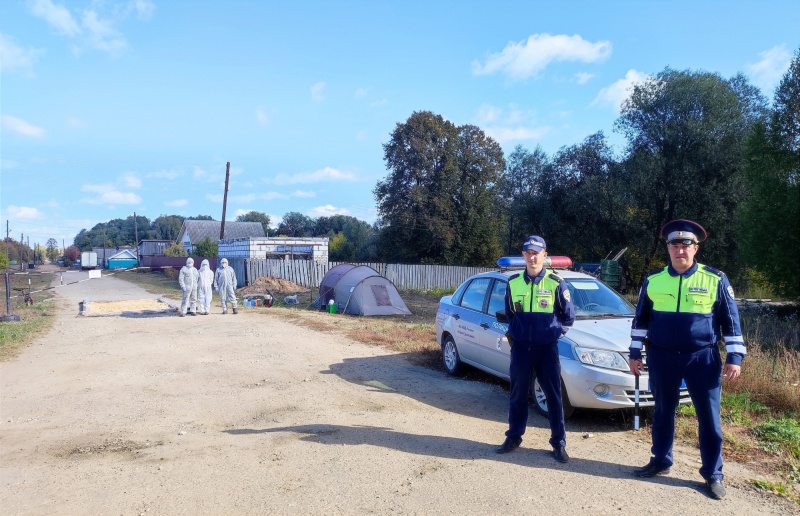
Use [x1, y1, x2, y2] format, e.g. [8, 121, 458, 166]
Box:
[630, 220, 746, 484]
[503, 236, 575, 452]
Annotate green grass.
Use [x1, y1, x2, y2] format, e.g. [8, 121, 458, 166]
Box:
[754, 418, 800, 458]
[113, 268, 183, 297]
[0, 269, 59, 360]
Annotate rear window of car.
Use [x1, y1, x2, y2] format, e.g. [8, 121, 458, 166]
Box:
[459, 278, 490, 311]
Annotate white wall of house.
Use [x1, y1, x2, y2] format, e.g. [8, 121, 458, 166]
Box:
[218, 237, 329, 263]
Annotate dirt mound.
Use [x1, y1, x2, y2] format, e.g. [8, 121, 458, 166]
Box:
[237, 276, 309, 296]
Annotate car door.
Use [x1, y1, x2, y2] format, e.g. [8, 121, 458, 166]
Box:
[451, 277, 491, 364]
[479, 278, 511, 377]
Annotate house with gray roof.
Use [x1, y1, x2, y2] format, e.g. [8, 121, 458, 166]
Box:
[177, 220, 265, 253]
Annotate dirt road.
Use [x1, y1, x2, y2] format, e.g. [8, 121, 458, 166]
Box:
[1, 271, 795, 515]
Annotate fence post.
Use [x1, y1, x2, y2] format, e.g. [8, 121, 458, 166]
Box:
[2, 272, 21, 322]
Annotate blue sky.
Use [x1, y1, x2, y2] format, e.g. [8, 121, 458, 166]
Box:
[1, 0, 797, 249]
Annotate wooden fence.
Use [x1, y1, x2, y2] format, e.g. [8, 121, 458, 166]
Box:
[237, 259, 493, 292]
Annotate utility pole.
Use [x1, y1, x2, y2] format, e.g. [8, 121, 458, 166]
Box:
[220, 161, 231, 240]
[134, 212, 139, 264]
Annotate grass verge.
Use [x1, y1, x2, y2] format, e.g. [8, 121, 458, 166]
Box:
[0, 269, 60, 361]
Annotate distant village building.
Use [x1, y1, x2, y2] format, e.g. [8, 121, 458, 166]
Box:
[218, 237, 329, 263]
[92, 246, 135, 268]
[138, 240, 173, 257]
[106, 249, 138, 269]
[177, 220, 265, 253]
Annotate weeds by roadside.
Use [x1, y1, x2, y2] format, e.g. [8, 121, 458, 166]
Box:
[0, 269, 59, 360]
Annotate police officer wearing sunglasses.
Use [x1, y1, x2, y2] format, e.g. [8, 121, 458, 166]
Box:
[629, 220, 746, 499]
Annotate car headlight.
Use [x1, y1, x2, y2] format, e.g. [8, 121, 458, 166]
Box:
[575, 347, 629, 371]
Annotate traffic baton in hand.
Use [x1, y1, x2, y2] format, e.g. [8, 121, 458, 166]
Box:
[634, 374, 640, 431]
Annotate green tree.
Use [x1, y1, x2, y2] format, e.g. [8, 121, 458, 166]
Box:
[236, 211, 271, 236]
[499, 145, 550, 254]
[328, 232, 349, 261]
[163, 242, 188, 257]
[277, 212, 313, 237]
[615, 68, 767, 281]
[153, 215, 185, 241]
[740, 48, 800, 299]
[194, 236, 219, 258]
[375, 111, 503, 265]
[45, 238, 60, 262]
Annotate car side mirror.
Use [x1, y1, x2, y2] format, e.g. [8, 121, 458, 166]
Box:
[495, 310, 508, 323]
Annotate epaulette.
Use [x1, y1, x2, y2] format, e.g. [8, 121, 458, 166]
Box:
[548, 271, 563, 282]
[702, 264, 723, 276]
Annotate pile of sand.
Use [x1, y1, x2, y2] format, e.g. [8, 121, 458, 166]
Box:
[237, 276, 309, 296]
[80, 299, 175, 316]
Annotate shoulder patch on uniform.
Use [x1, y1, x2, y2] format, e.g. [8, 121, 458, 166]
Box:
[702, 264, 723, 276]
[548, 272, 563, 282]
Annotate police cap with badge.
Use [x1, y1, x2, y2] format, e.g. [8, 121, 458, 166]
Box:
[660, 219, 707, 245]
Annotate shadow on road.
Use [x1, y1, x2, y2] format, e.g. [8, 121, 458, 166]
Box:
[222, 423, 696, 489]
[320, 353, 639, 433]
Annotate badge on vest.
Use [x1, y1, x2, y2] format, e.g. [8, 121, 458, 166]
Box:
[688, 287, 708, 293]
[539, 299, 549, 308]
[537, 289, 552, 295]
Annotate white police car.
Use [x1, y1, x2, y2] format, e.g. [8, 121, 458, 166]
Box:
[435, 256, 690, 417]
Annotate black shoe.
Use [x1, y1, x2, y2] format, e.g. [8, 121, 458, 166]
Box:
[633, 462, 671, 478]
[495, 437, 522, 454]
[706, 479, 726, 499]
[232, 308, 238, 314]
[553, 446, 569, 463]
[189, 312, 197, 316]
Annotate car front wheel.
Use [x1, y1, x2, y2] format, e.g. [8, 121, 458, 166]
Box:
[442, 335, 464, 376]
[530, 372, 575, 419]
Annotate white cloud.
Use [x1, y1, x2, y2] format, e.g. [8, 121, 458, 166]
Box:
[29, 0, 81, 36]
[472, 33, 612, 80]
[591, 69, 650, 112]
[255, 106, 269, 125]
[746, 45, 792, 95]
[28, 0, 153, 56]
[121, 174, 142, 188]
[293, 190, 315, 198]
[0, 32, 45, 74]
[1, 115, 46, 137]
[148, 169, 183, 179]
[311, 81, 326, 102]
[310, 205, 350, 217]
[164, 199, 188, 207]
[575, 72, 594, 84]
[67, 117, 87, 129]
[473, 104, 551, 146]
[6, 205, 43, 219]
[82, 10, 127, 54]
[80, 184, 142, 205]
[272, 166, 356, 185]
[193, 166, 218, 182]
[129, 0, 156, 20]
[354, 87, 370, 98]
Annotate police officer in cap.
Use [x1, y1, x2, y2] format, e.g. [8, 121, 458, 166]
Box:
[629, 219, 746, 499]
[495, 235, 575, 462]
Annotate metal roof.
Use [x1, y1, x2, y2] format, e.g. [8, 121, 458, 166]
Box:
[178, 220, 265, 243]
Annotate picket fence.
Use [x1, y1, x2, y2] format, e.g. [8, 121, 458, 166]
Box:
[236, 259, 494, 292]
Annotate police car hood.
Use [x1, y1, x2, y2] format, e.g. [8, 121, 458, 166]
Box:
[566, 317, 633, 351]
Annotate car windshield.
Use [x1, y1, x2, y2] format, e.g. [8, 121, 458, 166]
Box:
[565, 278, 634, 317]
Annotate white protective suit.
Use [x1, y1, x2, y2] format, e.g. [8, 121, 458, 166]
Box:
[178, 257, 199, 316]
[213, 258, 238, 314]
[197, 259, 214, 315]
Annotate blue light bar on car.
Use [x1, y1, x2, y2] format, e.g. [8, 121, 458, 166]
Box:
[497, 256, 573, 269]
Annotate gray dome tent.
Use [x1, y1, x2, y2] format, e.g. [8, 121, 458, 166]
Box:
[316, 264, 411, 316]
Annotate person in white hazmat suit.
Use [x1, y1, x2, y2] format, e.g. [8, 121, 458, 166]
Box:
[213, 257, 238, 314]
[197, 259, 214, 315]
[178, 257, 199, 316]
